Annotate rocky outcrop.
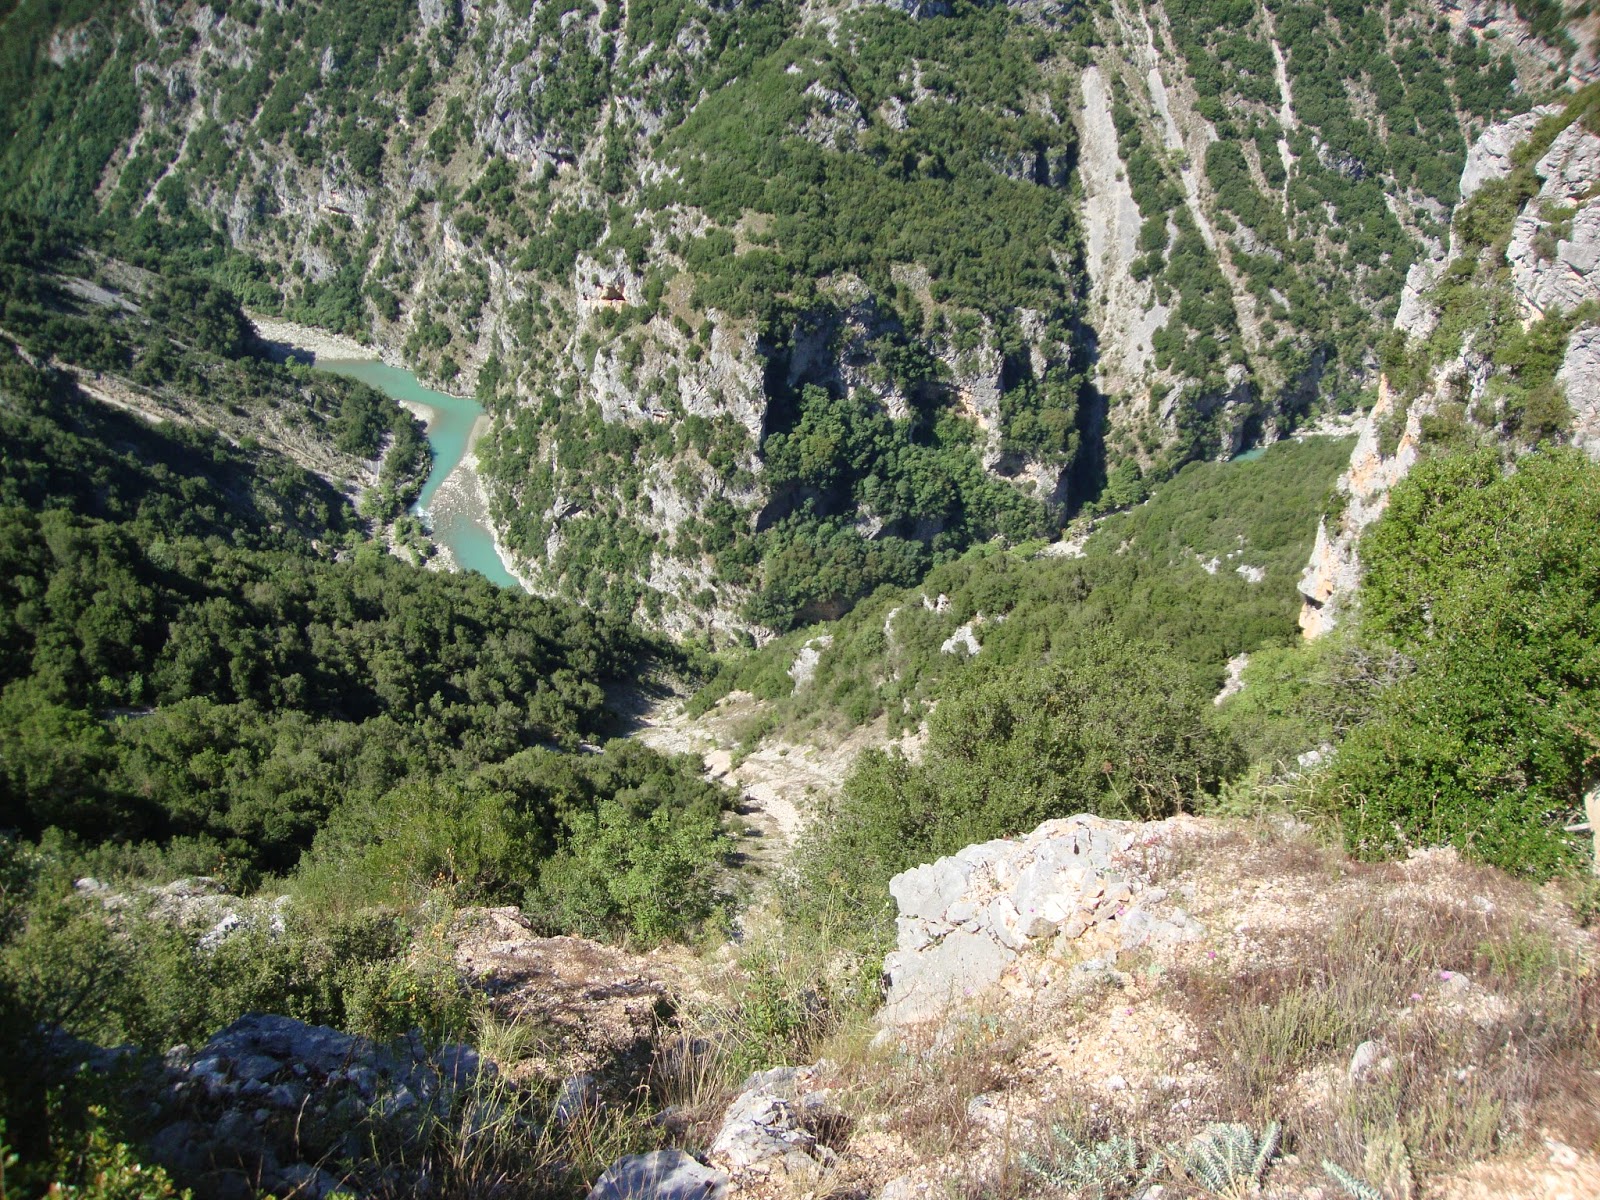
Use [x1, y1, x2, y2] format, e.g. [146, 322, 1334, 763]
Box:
[144, 1015, 488, 1200]
[1076, 64, 1166, 394]
[587, 1062, 839, 1195]
[76, 875, 288, 952]
[1558, 325, 1600, 460]
[586, 1151, 728, 1200]
[581, 1062, 844, 1198]
[707, 1064, 838, 1180]
[449, 908, 691, 1090]
[1297, 376, 1425, 636]
[881, 815, 1202, 1025]
[1299, 105, 1600, 637]
[1457, 107, 1553, 201]
[1434, 1, 1600, 84]
[1508, 122, 1600, 319]
[787, 634, 833, 686]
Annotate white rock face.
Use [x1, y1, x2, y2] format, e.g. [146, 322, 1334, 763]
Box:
[1297, 376, 1424, 636]
[1457, 107, 1553, 202]
[939, 619, 981, 656]
[1076, 66, 1166, 390]
[787, 635, 833, 686]
[1394, 257, 1444, 342]
[881, 815, 1202, 1025]
[1213, 653, 1250, 706]
[1508, 123, 1600, 319]
[1558, 325, 1600, 460]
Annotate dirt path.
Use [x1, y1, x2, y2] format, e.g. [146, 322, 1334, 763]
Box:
[616, 686, 924, 877]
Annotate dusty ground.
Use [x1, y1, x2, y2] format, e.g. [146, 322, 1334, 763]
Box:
[450, 907, 715, 1093]
[721, 821, 1600, 1200]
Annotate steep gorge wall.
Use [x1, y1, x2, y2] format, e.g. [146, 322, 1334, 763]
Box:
[1298, 95, 1600, 636]
[1067, 0, 1582, 487]
[2, 0, 1581, 636]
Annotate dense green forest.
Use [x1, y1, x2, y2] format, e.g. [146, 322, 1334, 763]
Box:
[0, 205, 730, 901]
[0, 213, 735, 1192]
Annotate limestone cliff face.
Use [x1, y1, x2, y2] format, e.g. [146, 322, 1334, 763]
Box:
[1508, 123, 1600, 320]
[1559, 326, 1600, 459]
[1435, 0, 1600, 85]
[1297, 379, 1424, 637]
[1298, 105, 1600, 637]
[1064, 0, 1581, 472]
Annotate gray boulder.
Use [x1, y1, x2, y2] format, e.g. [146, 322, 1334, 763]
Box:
[706, 1063, 835, 1178]
[146, 1015, 491, 1195]
[586, 1150, 728, 1200]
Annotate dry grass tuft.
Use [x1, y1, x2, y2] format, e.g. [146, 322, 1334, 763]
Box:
[1155, 838, 1599, 1195]
[339, 1056, 663, 1200]
[862, 1012, 1031, 1156]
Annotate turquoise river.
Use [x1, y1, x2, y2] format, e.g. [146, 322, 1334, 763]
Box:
[315, 360, 521, 589]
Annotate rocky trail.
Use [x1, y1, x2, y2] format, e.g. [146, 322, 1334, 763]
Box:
[616, 686, 923, 882]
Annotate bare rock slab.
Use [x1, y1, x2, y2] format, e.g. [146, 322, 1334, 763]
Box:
[881, 815, 1202, 1025]
[586, 1150, 728, 1200]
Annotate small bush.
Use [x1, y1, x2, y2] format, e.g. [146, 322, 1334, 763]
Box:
[3, 1107, 190, 1200]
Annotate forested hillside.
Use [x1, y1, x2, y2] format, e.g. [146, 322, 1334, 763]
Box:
[0, 198, 729, 890]
[0, 0, 1584, 635]
[691, 432, 1353, 739]
[0, 199, 736, 1192]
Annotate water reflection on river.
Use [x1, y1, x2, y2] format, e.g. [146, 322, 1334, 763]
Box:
[316, 360, 521, 589]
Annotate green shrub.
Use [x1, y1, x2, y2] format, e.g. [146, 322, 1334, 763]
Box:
[1212, 635, 1411, 772]
[1326, 447, 1600, 875]
[701, 434, 1352, 745]
[528, 791, 730, 944]
[2, 1108, 190, 1200]
[788, 630, 1242, 939]
[294, 780, 542, 913]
